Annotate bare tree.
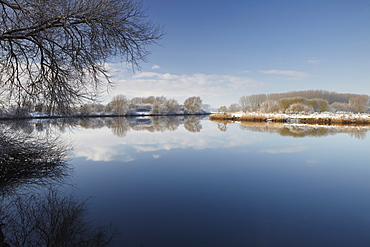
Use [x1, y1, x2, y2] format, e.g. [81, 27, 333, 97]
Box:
[306, 98, 330, 112]
[183, 96, 202, 114]
[349, 95, 369, 113]
[331, 102, 352, 112]
[286, 102, 313, 114]
[217, 106, 228, 115]
[108, 95, 128, 115]
[228, 103, 241, 113]
[260, 99, 279, 113]
[0, 0, 162, 114]
[239, 94, 267, 112]
[164, 99, 180, 114]
[239, 96, 250, 112]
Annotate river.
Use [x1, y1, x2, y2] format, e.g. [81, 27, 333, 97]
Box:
[2, 116, 370, 246]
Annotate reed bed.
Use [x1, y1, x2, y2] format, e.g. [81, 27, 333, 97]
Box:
[209, 113, 286, 122]
[209, 112, 370, 125]
[298, 115, 370, 125]
[209, 113, 234, 120]
[239, 114, 267, 122]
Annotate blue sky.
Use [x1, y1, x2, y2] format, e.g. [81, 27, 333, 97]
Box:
[107, 0, 370, 108]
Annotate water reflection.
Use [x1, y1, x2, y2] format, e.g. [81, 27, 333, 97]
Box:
[66, 117, 370, 246]
[108, 115, 204, 135]
[0, 115, 206, 137]
[6, 117, 368, 167]
[1, 188, 115, 247]
[3, 117, 369, 246]
[0, 123, 116, 246]
[0, 125, 70, 194]
[212, 119, 370, 139]
[3, 116, 370, 139]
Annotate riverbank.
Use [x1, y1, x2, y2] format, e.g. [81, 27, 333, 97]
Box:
[0, 112, 212, 121]
[209, 112, 370, 125]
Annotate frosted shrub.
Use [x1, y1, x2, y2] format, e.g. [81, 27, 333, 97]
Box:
[286, 103, 314, 114]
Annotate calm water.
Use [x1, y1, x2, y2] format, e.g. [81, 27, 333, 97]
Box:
[3, 116, 370, 246]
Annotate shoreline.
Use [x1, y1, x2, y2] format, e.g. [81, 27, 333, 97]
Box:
[209, 112, 370, 125]
[0, 112, 212, 121]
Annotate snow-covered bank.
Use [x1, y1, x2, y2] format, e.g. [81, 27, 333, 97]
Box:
[210, 112, 370, 125]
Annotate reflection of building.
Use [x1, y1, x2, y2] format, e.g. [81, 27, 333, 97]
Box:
[128, 116, 152, 125]
[129, 104, 152, 115]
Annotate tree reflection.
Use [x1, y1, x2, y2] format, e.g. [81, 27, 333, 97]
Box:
[211, 119, 229, 132]
[183, 116, 202, 133]
[0, 124, 116, 246]
[106, 116, 204, 136]
[0, 115, 207, 138]
[210, 119, 370, 139]
[165, 117, 181, 131]
[0, 127, 71, 194]
[1, 188, 115, 247]
[107, 117, 130, 137]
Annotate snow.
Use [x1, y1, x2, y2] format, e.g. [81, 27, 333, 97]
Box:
[228, 111, 370, 121]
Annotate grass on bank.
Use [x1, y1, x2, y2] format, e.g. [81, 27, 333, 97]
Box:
[209, 112, 370, 125]
[209, 113, 285, 122]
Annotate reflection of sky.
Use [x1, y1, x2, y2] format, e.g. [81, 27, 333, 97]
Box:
[65, 121, 267, 162]
[63, 119, 370, 246]
[63, 120, 370, 165]
[259, 145, 310, 154]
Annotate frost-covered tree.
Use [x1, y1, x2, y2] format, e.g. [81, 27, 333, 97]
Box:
[260, 100, 279, 113]
[331, 102, 352, 112]
[151, 101, 164, 115]
[129, 97, 144, 106]
[143, 96, 156, 104]
[306, 98, 330, 112]
[349, 95, 369, 113]
[239, 96, 250, 112]
[286, 103, 313, 114]
[228, 103, 241, 112]
[217, 106, 228, 115]
[239, 90, 370, 112]
[164, 99, 180, 114]
[279, 97, 306, 112]
[79, 103, 105, 115]
[108, 95, 128, 115]
[239, 94, 267, 112]
[154, 96, 167, 104]
[183, 96, 202, 114]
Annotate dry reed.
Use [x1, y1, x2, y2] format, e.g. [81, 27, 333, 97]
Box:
[209, 113, 370, 125]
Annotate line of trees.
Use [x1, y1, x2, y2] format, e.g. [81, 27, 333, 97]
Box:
[220, 90, 370, 114]
[81, 95, 207, 116]
[0, 95, 208, 118]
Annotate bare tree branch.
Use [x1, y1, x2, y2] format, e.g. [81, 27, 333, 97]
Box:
[0, 0, 163, 114]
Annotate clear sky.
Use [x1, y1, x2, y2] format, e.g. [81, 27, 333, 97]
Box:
[106, 0, 370, 108]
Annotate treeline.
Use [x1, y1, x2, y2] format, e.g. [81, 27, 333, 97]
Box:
[220, 90, 369, 114]
[80, 95, 208, 116]
[1, 95, 209, 118]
